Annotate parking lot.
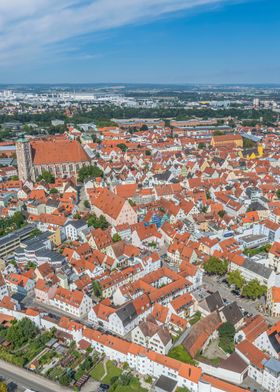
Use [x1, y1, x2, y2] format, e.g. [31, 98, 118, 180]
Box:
[203, 274, 278, 324]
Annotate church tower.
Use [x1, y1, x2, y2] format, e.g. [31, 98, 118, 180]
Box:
[16, 137, 35, 181]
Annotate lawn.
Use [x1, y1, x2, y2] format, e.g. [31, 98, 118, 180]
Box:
[189, 311, 201, 326]
[110, 375, 148, 392]
[102, 360, 122, 384]
[168, 345, 197, 366]
[91, 361, 106, 381]
[113, 384, 147, 391]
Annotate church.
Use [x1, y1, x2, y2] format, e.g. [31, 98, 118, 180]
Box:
[16, 136, 91, 181]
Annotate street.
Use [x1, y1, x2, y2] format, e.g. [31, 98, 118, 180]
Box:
[0, 360, 71, 392]
[78, 185, 89, 213]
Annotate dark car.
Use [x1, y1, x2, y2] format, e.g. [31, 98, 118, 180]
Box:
[99, 384, 110, 391]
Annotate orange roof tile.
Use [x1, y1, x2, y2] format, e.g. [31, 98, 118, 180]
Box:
[202, 375, 249, 392]
[236, 339, 269, 369]
[31, 138, 90, 165]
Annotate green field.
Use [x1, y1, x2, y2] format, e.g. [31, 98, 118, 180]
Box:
[91, 361, 106, 380]
[103, 360, 122, 384]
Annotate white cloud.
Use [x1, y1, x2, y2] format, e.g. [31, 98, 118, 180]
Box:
[0, 0, 237, 67]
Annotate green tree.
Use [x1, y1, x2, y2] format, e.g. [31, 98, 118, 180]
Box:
[6, 318, 39, 349]
[0, 212, 26, 237]
[87, 213, 109, 230]
[117, 143, 128, 152]
[30, 228, 42, 238]
[243, 137, 257, 149]
[242, 279, 267, 299]
[81, 356, 93, 371]
[276, 189, 280, 199]
[227, 270, 245, 290]
[27, 261, 37, 270]
[145, 150, 151, 156]
[198, 142, 206, 149]
[112, 233, 121, 243]
[213, 130, 225, 136]
[204, 257, 228, 276]
[118, 374, 131, 386]
[84, 200, 90, 208]
[49, 188, 58, 194]
[218, 210, 226, 218]
[218, 322, 235, 353]
[91, 133, 101, 143]
[12, 211, 25, 229]
[78, 165, 103, 182]
[243, 244, 271, 257]
[37, 170, 55, 184]
[0, 382, 7, 392]
[92, 280, 102, 298]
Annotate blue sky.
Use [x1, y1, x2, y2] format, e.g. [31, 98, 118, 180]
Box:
[0, 0, 279, 84]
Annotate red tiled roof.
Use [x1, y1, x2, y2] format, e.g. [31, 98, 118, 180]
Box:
[236, 339, 269, 369]
[31, 138, 90, 165]
[202, 375, 249, 392]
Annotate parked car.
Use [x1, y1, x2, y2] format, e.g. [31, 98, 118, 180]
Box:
[99, 384, 110, 391]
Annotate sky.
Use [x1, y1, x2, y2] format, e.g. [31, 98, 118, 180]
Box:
[0, 0, 279, 84]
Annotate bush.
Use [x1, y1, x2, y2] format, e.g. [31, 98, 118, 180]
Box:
[0, 347, 25, 367]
